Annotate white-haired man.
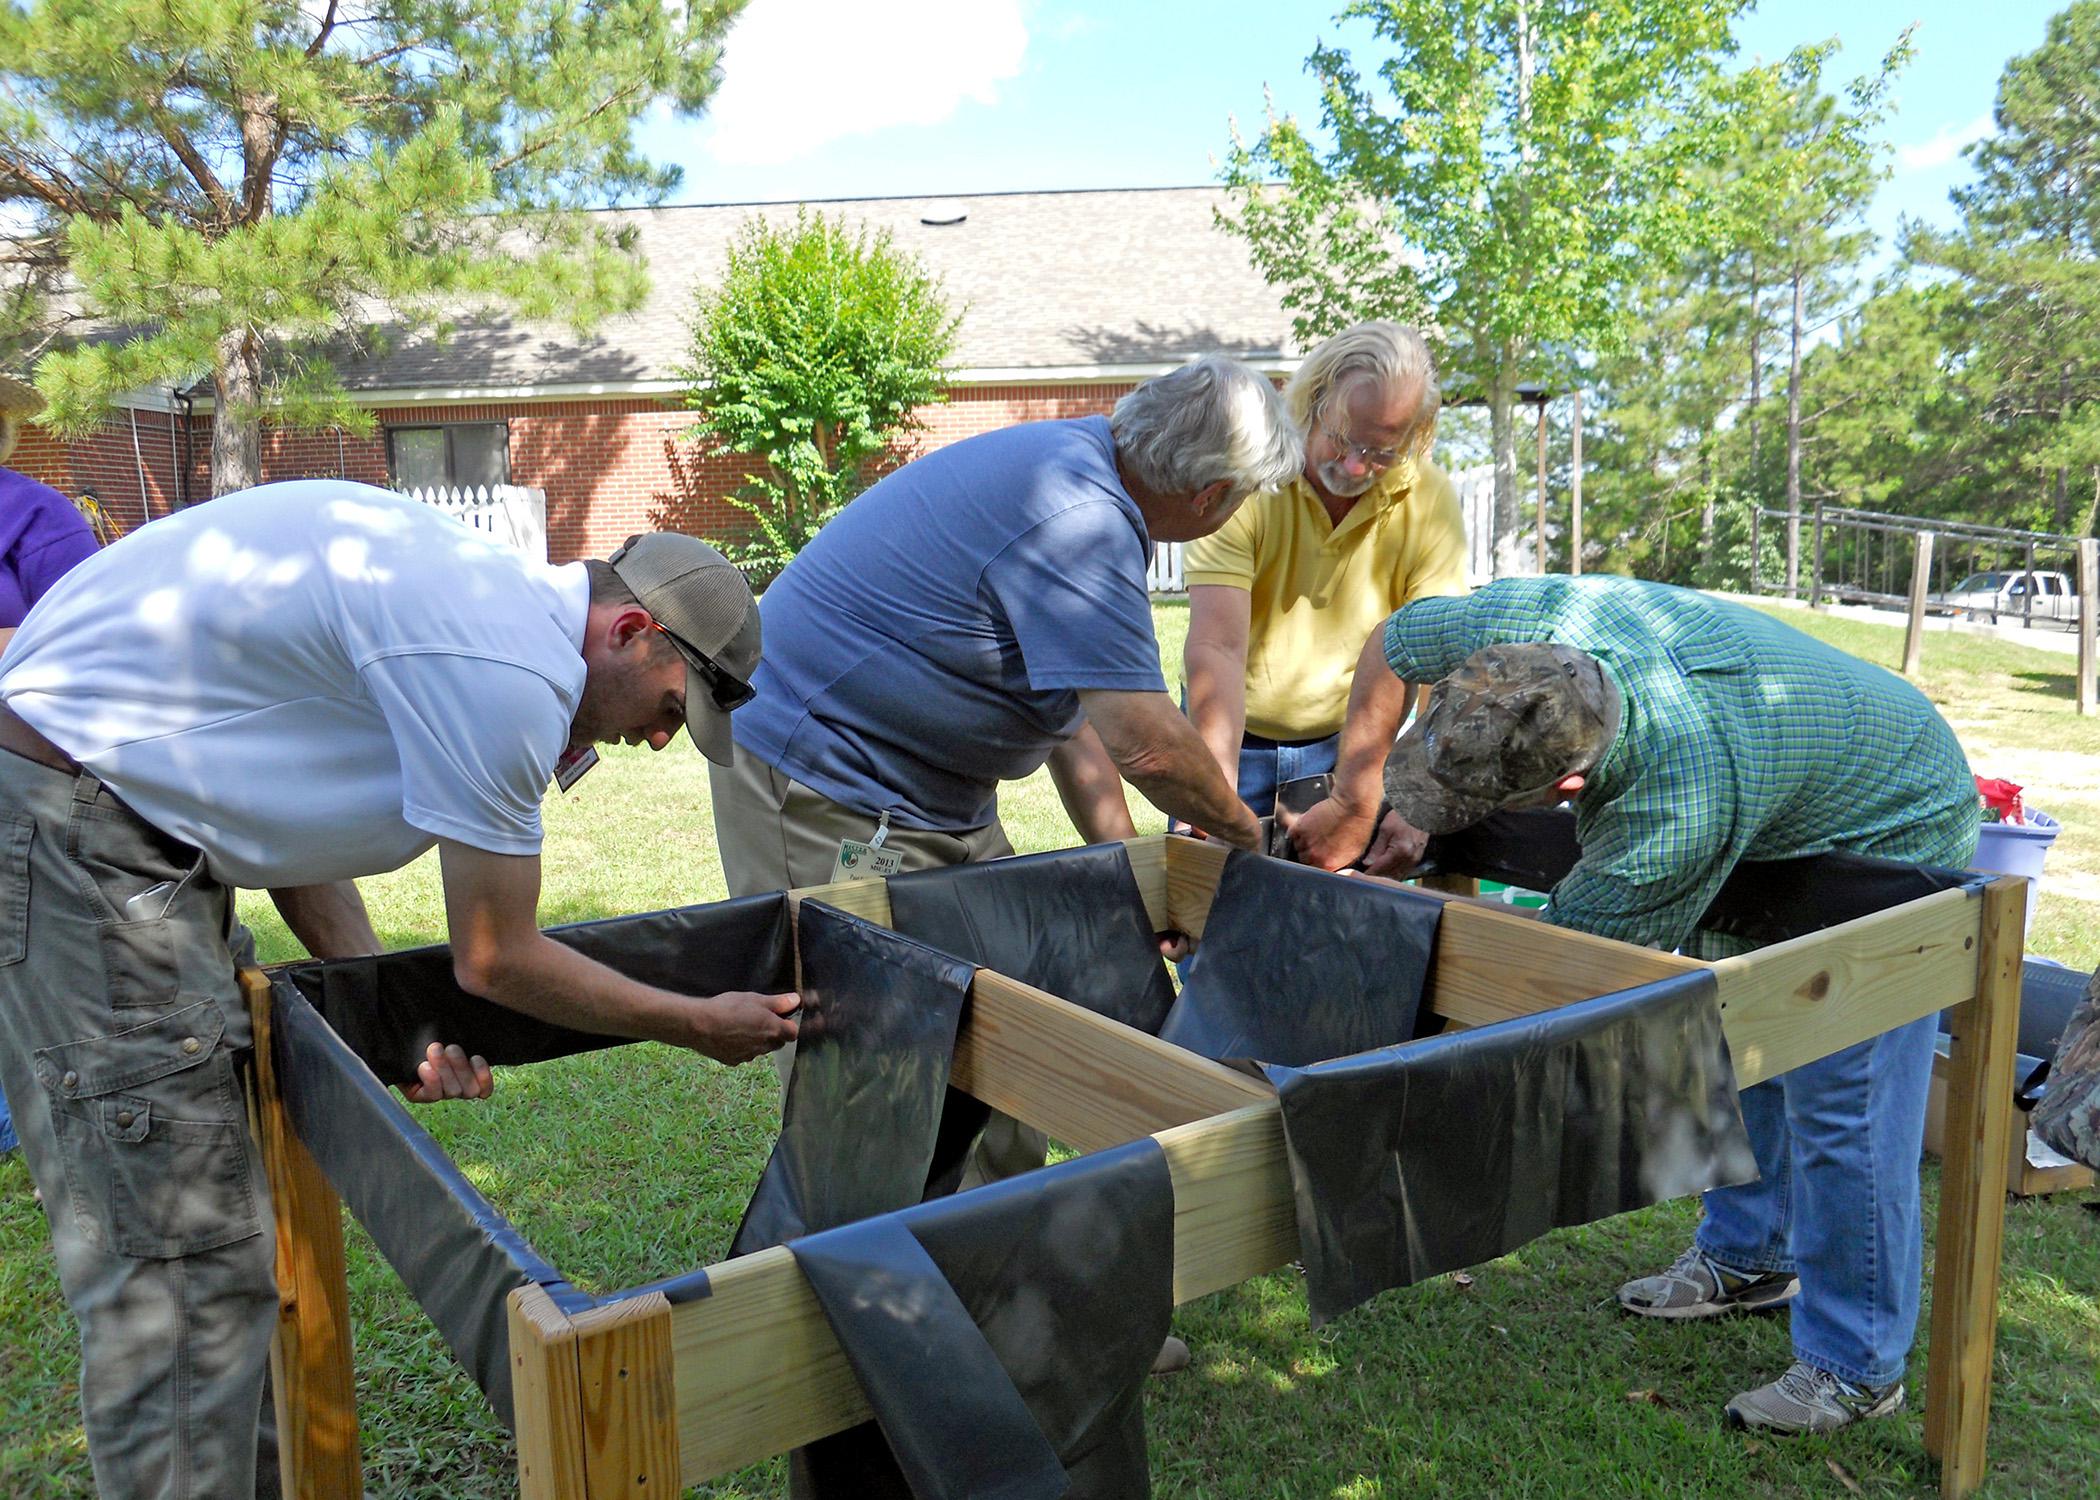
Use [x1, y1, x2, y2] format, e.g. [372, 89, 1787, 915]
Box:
[712, 354, 1302, 894]
[1181, 322, 1467, 871]
[710, 357, 1301, 1258]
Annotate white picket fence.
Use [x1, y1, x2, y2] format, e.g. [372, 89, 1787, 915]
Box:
[1148, 542, 1185, 593]
[399, 484, 549, 562]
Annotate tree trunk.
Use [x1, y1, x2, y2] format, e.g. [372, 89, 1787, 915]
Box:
[1488, 354, 1524, 576]
[1784, 262, 1805, 596]
[1746, 257, 1762, 491]
[211, 328, 263, 496]
[2056, 365, 2074, 533]
[1699, 435, 1717, 575]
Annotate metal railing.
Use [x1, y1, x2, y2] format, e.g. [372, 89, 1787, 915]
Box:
[1754, 505, 2084, 628]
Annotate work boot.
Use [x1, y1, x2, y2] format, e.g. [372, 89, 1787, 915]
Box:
[1616, 1245, 1799, 1320]
[1724, 1360, 1906, 1434]
[1150, 1334, 1191, 1376]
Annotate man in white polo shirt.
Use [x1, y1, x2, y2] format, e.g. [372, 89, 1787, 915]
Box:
[0, 480, 797, 1499]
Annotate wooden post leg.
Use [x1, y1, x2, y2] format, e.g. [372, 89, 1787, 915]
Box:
[1922, 878, 2024, 1498]
[242, 968, 362, 1499]
[1419, 873, 1482, 898]
[510, 1287, 681, 1500]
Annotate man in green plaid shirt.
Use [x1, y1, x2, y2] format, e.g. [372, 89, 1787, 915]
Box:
[1313, 574, 1975, 1436]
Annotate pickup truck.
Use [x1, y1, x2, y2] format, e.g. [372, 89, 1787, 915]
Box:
[1933, 569, 2079, 625]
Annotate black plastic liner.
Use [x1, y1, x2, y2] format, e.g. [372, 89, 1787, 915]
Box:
[279, 893, 794, 1086]
[1419, 806, 1978, 944]
[1159, 850, 1442, 1067]
[1264, 968, 1756, 1325]
[731, 901, 977, 1257]
[886, 844, 1176, 1034]
[269, 978, 585, 1428]
[787, 1138, 1175, 1500]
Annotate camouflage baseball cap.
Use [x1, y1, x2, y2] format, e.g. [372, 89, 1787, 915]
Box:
[607, 533, 760, 766]
[1381, 642, 1619, 835]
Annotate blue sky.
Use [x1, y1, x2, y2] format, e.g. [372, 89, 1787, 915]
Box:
[641, 0, 2061, 259]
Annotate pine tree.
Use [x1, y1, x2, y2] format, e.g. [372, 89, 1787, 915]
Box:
[1911, 1, 2100, 537]
[0, 0, 744, 493]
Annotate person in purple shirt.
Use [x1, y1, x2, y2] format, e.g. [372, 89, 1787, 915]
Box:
[0, 376, 101, 1153]
[0, 380, 100, 651]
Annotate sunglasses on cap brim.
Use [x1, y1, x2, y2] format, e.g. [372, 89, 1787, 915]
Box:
[652, 621, 756, 711]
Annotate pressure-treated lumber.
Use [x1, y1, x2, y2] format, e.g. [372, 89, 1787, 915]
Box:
[575, 1295, 681, 1499]
[1924, 878, 2026, 1498]
[1426, 901, 1700, 1026]
[512, 1287, 590, 1500]
[262, 834, 2009, 1497]
[245, 968, 363, 1500]
[953, 970, 1272, 1152]
[510, 1287, 682, 1500]
[1706, 886, 1982, 1088]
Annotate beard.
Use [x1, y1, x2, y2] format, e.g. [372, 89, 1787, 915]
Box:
[1315, 460, 1380, 499]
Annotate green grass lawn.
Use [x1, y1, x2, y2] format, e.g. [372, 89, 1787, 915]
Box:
[2, 598, 2096, 1498]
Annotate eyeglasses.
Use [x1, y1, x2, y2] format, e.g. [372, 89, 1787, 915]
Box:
[1319, 415, 1403, 469]
[652, 621, 756, 711]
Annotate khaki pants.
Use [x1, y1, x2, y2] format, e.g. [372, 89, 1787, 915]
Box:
[0, 752, 278, 1499]
[709, 746, 1044, 1188]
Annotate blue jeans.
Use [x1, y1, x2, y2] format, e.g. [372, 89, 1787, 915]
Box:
[0, 1087, 15, 1152]
[1694, 1012, 1939, 1388]
[1234, 730, 1341, 819]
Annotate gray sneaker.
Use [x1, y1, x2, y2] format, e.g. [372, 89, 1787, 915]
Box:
[1725, 1360, 1906, 1434]
[1617, 1245, 1799, 1320]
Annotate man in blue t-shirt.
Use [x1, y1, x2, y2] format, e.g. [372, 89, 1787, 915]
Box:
[712, 356, 1301, 1213]
[714, 354, 1302, 890]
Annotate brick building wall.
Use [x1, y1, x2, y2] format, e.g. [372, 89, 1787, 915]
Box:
[19, 380, 1136, 563]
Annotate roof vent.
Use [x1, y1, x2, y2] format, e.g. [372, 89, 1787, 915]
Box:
[919, 200, 969, 226]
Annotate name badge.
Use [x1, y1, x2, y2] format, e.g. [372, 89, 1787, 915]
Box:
[832, 810, 903, 883]
[832, 837, 903, 883]
[553, 745, 599, 793]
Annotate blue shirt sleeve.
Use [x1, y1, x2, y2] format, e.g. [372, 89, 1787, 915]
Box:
[979, 501, 1168, 694]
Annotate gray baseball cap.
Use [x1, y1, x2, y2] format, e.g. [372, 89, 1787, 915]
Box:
[607, 533, 760, 765]
[1382, 643, 1619, 834]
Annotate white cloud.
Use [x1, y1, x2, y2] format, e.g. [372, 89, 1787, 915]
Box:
[700, 0, 1029, 168]
[1897, 111, 1994, 171]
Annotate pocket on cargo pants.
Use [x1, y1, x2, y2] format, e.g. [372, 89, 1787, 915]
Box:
[34, 999, 265, 1257]
[63, 782, 223, 1009]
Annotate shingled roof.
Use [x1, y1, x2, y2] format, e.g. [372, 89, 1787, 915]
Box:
[329, 185, 1301, 395]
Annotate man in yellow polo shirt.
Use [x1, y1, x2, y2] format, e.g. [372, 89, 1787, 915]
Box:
[1182, 322, 1467, 868]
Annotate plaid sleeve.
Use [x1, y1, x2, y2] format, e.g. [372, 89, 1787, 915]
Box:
[1381, 594, 1481, 684]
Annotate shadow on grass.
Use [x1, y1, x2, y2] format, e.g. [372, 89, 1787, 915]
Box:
[2013, 669, 2079, 697]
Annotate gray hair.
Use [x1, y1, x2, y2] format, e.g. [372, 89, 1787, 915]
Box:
[1284, 321, 1440, 457]
[1109, 354, 1303, 504]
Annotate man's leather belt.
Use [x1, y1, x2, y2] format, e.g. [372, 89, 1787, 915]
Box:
[0, 703, 81, 774]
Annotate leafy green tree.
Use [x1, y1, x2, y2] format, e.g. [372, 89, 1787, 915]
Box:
[1729, 36, 1910, 591]
[677, 209, 961, 580]
[1218, 0, 1751, 568]
[1789, 283, 1976, 521]
[1911, 0, 2100, 537]
[0, 0, 743, 494]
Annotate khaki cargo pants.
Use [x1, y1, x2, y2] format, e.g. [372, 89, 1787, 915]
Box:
[0, 752, 277, 1500]
[709, 744, 1046, 1188]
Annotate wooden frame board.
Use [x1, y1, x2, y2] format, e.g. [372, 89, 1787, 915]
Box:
[248, 834, 2022, 1500]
